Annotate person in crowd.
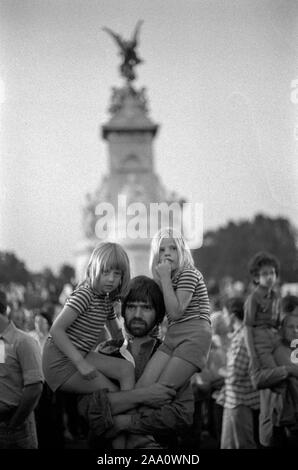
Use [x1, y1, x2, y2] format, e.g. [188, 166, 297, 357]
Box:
[29, 311, 52, 351]
[259, 295, 298, 448]
[136, 228, 212, 391]
[243, 252, 293, 390]
[0, 290, 43, 449]
[8, 302, 27, 331]
[191, 307, 230, 448]
[218, 298, 260, 448]
[28, 310, 64, 448]
[42, 242, 134, 449]
[124, 228, 211, 449]
[79, 276, 193, 449]
[42, 242, 135, 395]
[42, 242, 174, 449]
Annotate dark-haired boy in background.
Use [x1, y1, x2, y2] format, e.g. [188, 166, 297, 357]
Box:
[243, 252, 293, 390]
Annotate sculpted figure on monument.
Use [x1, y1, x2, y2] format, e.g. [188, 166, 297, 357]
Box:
[102, 20, 144, 82]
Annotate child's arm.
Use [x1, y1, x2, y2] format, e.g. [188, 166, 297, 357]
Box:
[243, 295, 259, 368]
[156, 262, 193, 322]
[107, 316, 124, 341]
[50, 306, 98, 380]
[106, 300, 124, 341]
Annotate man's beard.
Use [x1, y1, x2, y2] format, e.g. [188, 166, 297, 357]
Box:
[125, 318, 155, 337]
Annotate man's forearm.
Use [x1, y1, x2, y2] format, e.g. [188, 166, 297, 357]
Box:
[111, 396, 194, 439]
[108, 388, 146, 415]
[9, 383, 43, 428]
[125, 384, 194, 436]
[107, 384, 176, 415]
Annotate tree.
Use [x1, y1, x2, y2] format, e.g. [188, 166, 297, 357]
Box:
[58, 264, 75, 285]
[193, 214, 298, 283]
[0, 251, 30, 285]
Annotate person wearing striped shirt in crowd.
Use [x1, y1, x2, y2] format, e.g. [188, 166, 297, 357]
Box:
[218, 298, 260, 449]
[136, 227, 212, 391]
[42, 242, 135, 396]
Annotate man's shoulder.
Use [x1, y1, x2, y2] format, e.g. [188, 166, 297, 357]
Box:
[14, 328, 41, 351]
[6, 323, 29, 341]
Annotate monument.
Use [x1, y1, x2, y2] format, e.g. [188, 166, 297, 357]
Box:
[75, 22, 185, 279]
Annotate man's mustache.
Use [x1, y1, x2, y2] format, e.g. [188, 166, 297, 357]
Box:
[129, 319, 147, 327]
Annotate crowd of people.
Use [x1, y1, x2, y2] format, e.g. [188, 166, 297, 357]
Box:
[0, 229, 298, 450]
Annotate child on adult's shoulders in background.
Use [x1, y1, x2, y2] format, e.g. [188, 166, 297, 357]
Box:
[259, 296, 298, 448]
[244, 251, 297, 391]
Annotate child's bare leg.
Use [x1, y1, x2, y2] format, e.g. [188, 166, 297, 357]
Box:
[158, 356, 197, 390]
[86, 351, 135, 390]
[136, 350, 170, 388]
[61, 369, 118, 393]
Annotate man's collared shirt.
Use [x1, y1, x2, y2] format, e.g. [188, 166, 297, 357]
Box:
[130, 337, 160, 381]
[218, 324, 260, 410]
[0, 322, 43, 413]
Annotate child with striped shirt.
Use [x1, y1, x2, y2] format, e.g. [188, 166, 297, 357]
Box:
[136, 228, 212, 391]
[42, 242, 134, 395]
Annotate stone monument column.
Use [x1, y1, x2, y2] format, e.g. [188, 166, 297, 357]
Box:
[75, 22, 185, 280]
[100, 84, 160, 277]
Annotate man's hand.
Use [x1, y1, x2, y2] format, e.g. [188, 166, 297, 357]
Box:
[77, 359, 98, 380]
[141, 383, 176, 407]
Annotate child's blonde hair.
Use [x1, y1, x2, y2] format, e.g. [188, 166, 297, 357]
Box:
[149, 227, 194, 278]
[84, 242, 130, 297]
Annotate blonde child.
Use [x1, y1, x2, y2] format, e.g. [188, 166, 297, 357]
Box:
[136, 228, 212, 391]
[42, 242, 134, 396]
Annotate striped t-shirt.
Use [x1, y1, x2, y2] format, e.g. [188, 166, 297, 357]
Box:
[63, 285, 116, 353]
[217, 325, 260, 410]
[170, 266, 210, 325]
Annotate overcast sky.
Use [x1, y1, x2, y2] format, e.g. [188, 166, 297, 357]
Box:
[1, 0, 297, 273]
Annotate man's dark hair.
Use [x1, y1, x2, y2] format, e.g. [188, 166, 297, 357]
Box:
[281, 295, 298, 314]
[248, 251, 280, 283]
[39, 311, 53, 328]
[0, 291, 7, 315]
[225, 297, 244, 321]
[122, 276, 165, 324]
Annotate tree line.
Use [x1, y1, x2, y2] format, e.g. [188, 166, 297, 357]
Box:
[192, 214, 298, 284]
